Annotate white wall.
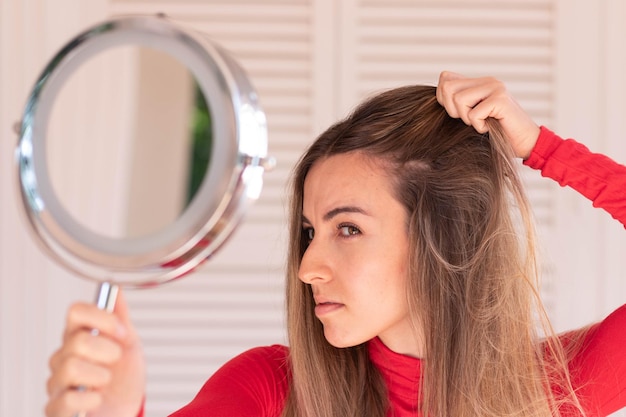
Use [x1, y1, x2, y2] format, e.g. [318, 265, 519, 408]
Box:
[1, 1, 624, 416]
[0, 2, 111, 416]
[551, 0, 626, 331]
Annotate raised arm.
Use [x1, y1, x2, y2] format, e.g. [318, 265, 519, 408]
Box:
[523, 126, 626, 227]
[437, 71, 626, 227]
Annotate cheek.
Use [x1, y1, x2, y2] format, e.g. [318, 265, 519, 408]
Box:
[364, 257, 409, 300]
[385, 243, 411, 293]
[379, 244, 410, 277]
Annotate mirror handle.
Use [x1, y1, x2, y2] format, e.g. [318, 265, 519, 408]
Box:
[95, 281, 119, 312]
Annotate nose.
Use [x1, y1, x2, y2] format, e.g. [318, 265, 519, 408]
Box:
[298, 239, 332, 284]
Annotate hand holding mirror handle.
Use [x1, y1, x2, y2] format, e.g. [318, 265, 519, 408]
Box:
[15, 15, 273, 417]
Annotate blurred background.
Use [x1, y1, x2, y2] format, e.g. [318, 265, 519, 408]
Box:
[1, 1, 625, 416]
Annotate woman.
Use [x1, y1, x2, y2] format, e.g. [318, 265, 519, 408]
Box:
[45, 73, 626, 417]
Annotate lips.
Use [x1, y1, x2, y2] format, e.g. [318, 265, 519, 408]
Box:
[313, 297, 344, 316]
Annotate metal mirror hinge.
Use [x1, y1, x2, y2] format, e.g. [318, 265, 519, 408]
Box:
[241, 154, 276, 171]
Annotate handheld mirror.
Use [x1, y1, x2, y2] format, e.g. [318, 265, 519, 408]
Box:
[15, 15, 273, 312]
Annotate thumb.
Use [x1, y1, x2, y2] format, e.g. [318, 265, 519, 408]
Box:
[439, 70, 464, 82]
[436, 71, 468, 111]
[112, 289, 139, 344]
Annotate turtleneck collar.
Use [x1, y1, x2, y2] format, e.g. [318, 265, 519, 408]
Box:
[368, 337, 422, 416]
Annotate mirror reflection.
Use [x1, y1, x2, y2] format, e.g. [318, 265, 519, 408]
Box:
[47, 45, 211, 240]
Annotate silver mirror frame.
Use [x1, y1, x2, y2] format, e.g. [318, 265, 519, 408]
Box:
[15, 16, 274, 287]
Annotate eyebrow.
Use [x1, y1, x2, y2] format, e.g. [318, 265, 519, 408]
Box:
[302, 206, 370, 224]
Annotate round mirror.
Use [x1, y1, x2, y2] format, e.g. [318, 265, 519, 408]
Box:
[47, 45, 210, 241]
[16, 16, 273, 290]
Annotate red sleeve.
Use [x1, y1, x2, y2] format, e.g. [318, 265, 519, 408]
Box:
[526, 128, 626, 414]
[561, 305, 626, 416]
[523, 126, 626, 228]
[168, 345, 290, 417]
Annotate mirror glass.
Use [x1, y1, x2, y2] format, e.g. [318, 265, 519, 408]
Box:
[46, 45, 212, 240]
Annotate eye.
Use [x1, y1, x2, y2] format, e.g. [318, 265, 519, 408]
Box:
[338, 224, 361, 237]
[303, 227, 314, 243]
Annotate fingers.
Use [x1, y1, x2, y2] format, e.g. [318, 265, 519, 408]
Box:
[436, 71, 506, 132]
[46, 296, 132, 417]
[45, 388, 103, 417]
[47, 354, 113, 398]
[436, 71, 540, 158]
[462, 90, 512, 133]
[435, 70, 463, 112]
[46, 335, 118, 417]
[50, 330, 123, 375]
[63, 302, 127, 344]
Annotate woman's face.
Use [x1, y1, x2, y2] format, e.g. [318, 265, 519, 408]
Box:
[299, 151, 423, 357]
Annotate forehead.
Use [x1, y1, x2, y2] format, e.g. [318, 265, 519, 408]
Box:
[303, 152, 397, 210]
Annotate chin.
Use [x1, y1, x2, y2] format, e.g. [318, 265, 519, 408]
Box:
[323, 329, 369, 348]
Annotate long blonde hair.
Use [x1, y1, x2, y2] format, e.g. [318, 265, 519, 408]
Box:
[283, 85, 584, 417]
